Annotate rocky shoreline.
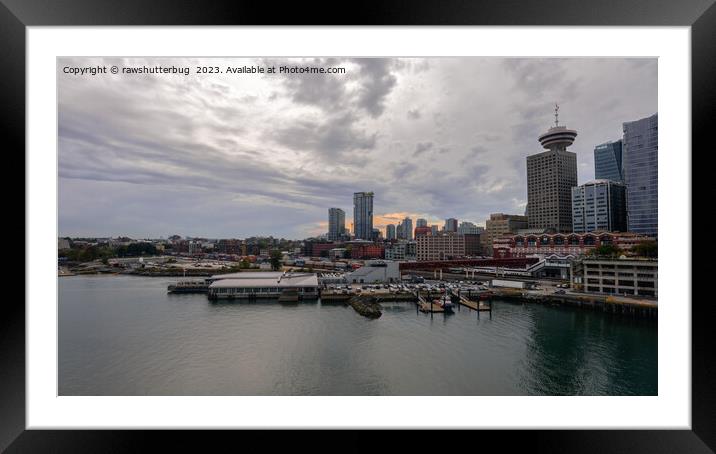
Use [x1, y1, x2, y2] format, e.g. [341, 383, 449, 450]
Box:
[347, 296, 382, 319]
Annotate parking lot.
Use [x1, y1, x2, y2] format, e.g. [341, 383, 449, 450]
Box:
[321, 280, 492, 297]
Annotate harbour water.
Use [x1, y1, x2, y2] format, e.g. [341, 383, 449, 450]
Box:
[59, 275, 657, 395]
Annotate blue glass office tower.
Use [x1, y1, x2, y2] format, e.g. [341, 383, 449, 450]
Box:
[594, 140, 623, 183]
[623, 113, 658, 237]
[572, 180, 627, 233]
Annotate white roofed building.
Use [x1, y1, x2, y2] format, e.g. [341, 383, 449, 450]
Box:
[208, 271, 319, 300]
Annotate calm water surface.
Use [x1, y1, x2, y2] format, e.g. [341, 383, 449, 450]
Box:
[59, 275, 657, 395]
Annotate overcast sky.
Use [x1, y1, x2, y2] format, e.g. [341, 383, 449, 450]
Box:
[58, 57, 656, 240]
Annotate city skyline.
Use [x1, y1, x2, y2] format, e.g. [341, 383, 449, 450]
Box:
[59, 57, 657, 239]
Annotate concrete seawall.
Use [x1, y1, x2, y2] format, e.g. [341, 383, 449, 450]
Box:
[491, 288, 657, 319]
[323, 288, 656, 320]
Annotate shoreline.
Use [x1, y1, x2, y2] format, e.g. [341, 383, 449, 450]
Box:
[60, 272, 657, 319]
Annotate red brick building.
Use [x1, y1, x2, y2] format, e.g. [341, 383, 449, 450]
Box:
[351, 244, 385, 259]
[414, 226, 432, 237]
[304, 241, 342, 258]
[493, 231, 653, 258]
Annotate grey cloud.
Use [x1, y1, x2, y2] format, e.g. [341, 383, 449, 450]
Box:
[271, 113, 377, 161]
[353, 59, 397, 117]
[392, 162, 418, 179]
[413, 142, 433, 156]
[471, 146, 488, 155]
[271, 57, 398, 119]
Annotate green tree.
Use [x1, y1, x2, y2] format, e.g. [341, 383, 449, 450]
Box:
[270, 250, 282, 271]
[588, 244, 622, 258]
[632, 240, 658, 258]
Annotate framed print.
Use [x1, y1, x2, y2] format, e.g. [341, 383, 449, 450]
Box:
[4, 0, 713, 451]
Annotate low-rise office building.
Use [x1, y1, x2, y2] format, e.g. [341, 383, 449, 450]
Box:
[571, 258, 657, 297]
[345, 260, 400, 283]
[207, 272, 319, 299]
[416, 232, 465, 261]
[329, 248, 347, 260]
[384, 241, 416, 261]
[58, 238, 70, 250]
[483, 213, 529, 255]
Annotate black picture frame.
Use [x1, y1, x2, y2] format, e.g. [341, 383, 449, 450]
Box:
[3, 0, 712, 451]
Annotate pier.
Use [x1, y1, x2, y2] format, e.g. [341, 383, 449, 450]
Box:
[168, 278, 655, 320]
[417, 293, 444, 313]
[451, 290, 493, 312]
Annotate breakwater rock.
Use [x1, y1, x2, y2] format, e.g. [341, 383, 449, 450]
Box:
[348, 296, 382, 319]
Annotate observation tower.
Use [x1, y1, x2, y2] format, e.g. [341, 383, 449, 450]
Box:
[538, 104, 578, 150]
[526, 104, 579, 233]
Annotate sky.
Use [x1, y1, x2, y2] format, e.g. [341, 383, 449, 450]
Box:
[58, 57, 657, 240]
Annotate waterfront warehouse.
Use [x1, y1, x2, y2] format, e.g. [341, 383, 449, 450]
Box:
[207, 271, 319, 300]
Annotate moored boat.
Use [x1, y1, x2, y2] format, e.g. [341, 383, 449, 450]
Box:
[433, 293, 455, 313]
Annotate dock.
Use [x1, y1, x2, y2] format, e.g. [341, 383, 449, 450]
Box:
[417, 294, 444, 313]
[451, 290, 492, 311]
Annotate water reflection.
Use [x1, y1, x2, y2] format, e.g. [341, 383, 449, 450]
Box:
[520, 304, 657, 395]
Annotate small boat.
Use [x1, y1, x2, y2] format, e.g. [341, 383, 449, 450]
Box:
[433, 293, 455, 313]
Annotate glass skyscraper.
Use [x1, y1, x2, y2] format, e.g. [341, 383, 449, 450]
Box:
[444, 218, 458, 232]
[386, 224, 396, 240]
[353, 192, 374, 240]
[327, 208, 345, 241]
[594, 140, 623, 183]
[623, 113, 658, 237]
[401, 217, 413, 240]
[571, 180, 627, 233]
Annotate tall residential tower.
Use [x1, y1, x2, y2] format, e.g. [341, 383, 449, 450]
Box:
[327, 208, 345, 241]
[353, 192, 374, 240]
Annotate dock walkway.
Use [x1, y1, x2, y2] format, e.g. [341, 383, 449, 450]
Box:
[417, 294, 444, 313]
[450, 290, 492, 311]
